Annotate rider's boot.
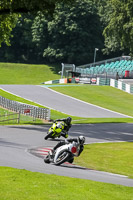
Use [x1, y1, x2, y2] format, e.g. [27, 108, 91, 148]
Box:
[68, 158, 74, 164]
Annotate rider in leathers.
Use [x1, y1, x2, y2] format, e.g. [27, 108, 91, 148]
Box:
[51, 136, 85, 163]
[54, 117, 72, 138]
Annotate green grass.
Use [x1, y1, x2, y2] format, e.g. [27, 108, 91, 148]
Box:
[72, 118, 133, 123]
[75, 142, 133, 179]
[0, 107, 44, 125]
[0, 167, 133, 200]
[50, 84, 133, 117]
[0, 63, 60, 84]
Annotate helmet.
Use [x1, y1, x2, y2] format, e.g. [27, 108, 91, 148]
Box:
[66, 117, 72, 124]
[78, 136, 85, 144]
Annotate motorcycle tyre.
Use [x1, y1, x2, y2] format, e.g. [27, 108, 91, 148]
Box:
[55, 152, 71, 166]
[44, 131, 54, 140]
[44, 155, 51, 164]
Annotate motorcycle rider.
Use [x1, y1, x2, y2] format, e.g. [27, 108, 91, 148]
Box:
[53, 117, 72, 138]
[50, 135, 85, 163]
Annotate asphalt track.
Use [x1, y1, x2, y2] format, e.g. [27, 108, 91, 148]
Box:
[0, 84, 131, 118]
[0, 84, 133, 187]
[0, 124, 133, 187]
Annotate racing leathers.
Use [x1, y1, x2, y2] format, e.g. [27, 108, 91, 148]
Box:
[52, 138, 84, 163]
[54, 118, 72, 138]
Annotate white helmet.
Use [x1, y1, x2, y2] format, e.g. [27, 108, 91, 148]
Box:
[78, 136, 85, 144]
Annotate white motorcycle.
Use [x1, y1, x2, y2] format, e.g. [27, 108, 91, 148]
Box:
[44, 141, 80, 165]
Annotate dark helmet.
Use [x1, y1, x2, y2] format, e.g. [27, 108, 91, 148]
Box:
[78, 136, 85, 144]
[66, 117, 72, 124]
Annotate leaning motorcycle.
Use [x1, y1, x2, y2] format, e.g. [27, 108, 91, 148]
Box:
[44, 141, 80, 165]
[44, 121, 66, 140]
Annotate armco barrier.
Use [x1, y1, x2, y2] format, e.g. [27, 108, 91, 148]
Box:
[0, 96, 50, 120]
[110, 79, 133, 94]
[97, 78, 110, 85]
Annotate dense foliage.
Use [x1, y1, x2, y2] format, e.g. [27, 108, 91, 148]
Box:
[0, 0, 72, 14]
[103, 0, 133, 55]
[0, 0, 72, 46]
[0, 0, 132, 65]
[42, 1, 104, 64]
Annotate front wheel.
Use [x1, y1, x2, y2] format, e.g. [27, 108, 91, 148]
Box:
[55, 151, 71, 166]
[44, 131, 53, 140]
[44, 155, 51, 164]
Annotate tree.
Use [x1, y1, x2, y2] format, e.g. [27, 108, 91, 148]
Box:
[102, 0, 133, 56]
[0, 15, 35, 62]
[43, 0, 104, 64]
[0, 14, 18, 46]
[0, 0, 73, 14]
[31, 12, 49, 62]
[0, 0, 72, 46]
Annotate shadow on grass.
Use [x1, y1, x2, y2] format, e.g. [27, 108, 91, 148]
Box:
[48, 63, 62, 75]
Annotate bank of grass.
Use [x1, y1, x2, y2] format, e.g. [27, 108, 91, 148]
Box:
[0, 167, 133, 200]
[75, 142, 133, 179]
[0, 63, 60, 84]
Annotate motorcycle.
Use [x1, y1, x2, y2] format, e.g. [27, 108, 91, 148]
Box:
[44, 121, 66, 140]
[44, 141, 80, 165]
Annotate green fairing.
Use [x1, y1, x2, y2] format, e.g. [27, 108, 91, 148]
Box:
[49, 122, 65, 137]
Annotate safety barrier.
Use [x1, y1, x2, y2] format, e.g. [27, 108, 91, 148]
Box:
[110, 79, 133, 94]
[0, 96, 50, 120]
[0, 112, 20, 123]
[97, 78, 110, 85]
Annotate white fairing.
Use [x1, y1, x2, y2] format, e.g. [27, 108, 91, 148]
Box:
[54, 141, 80, 164]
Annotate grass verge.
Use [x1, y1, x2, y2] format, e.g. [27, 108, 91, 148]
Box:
[75, 142, 133, 178]
[0, 63, 60, 84]
[0, 167, 133, 200]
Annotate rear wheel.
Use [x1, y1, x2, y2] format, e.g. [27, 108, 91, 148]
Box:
[55, 152, 71, 166]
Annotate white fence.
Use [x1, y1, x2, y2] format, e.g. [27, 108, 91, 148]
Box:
[0, 96, 50, 120]
[0, 112, 20, 123]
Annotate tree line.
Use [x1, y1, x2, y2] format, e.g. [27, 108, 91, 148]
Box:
[0, 0, 132, 65]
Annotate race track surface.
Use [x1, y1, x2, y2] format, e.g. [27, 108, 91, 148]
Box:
[0, 84, 133, 186]
[0, 124, 133, 187]
[0, 84, 130, 118]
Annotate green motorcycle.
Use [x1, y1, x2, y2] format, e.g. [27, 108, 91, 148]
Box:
[44, 121, 67, 140]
